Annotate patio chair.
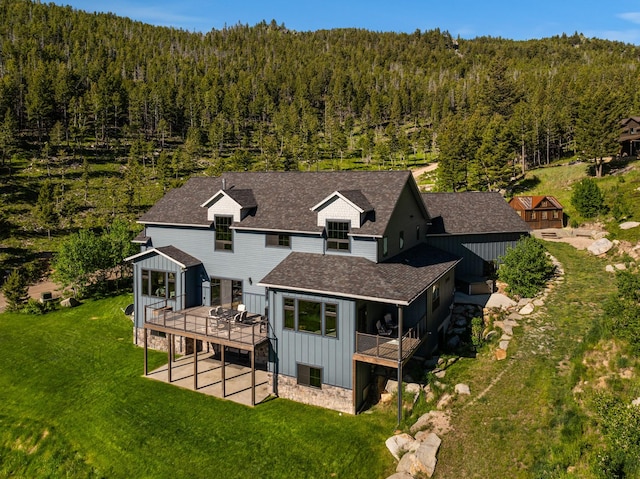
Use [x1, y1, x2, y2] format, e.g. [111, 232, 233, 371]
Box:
[376, 320, 393, 336]
[233, 310, 248, 323]
[237, 304, 246, 313]
[384, 313, 397, 330]
[209, 306, 222, 317]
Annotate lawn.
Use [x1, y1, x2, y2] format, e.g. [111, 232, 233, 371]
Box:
[0, 295, 396, 478]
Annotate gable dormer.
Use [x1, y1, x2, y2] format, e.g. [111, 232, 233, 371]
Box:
[311, 190, 374, 229]
[201, 187, 257, 223]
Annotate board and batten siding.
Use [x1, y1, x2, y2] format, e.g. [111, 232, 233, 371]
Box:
[269, 290, 356, 390]
[427, 233, 524, 277]
[381, 183, 429, 260]
[131, 252, 187, 329]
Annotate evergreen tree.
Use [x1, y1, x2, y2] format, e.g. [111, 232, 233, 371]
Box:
[571, 177, 605, 219]
[2, 269, 28, 311]
[34, 180, 57, 239]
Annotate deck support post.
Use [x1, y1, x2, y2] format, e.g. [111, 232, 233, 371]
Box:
[143, 327, 148, 375]
[193, 336, 198, 390]
[397, 305, 403, 426]
[167, 334, 173, 383]
[221, 346, 226, 398]
[251, 349, 256, 406]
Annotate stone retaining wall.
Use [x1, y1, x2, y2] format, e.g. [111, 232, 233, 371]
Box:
[270, 373, 353, 414]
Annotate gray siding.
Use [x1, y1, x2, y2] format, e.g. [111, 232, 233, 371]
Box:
[427, 233, 524, 277]
[381, 184, 429, 260]
[131, 253, 189, 329]
[270, 289, 356, 389]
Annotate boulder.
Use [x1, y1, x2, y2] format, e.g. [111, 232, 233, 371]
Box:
[632, 397, 640, 407]
[60, 297, 80, 308]
[588, 238, 613, 256]
[436, 393, 453, 410]
[499, 340, 510, 350]
[519, 303, 535, 315]
[385, 473, 414, 479]
[405, 433, 441, 478]
[454, 383, 470, 395]
[619, 221, 640, 230]
[434, 370, 446, 379]
[446, 335, 460, 349]
[405, 383, 422, 397]
[495, 348, 507, 360]
[386, 433, 419, 461]
[605, 265, 615, 273]
[614, 263, 627, 271]
[485, 293, 517, 310]
[385, 379, 398, 394]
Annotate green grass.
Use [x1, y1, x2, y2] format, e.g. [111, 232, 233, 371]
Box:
[0, 296, 396, 478]
[432, 242, 620, 478]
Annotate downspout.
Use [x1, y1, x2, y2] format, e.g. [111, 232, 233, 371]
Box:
[397, 305, 403, 426]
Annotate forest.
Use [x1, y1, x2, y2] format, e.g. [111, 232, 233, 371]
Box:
[0, 0, 637, 281]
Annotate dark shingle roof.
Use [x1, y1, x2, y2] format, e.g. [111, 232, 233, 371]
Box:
[338, 190, 374, 212]
[125, 245, 202, 268]
[423, 191, 530, 235]
[225, 188, 257, 209]
[139, 171, 422, 237]
[259, 244, 459, 305]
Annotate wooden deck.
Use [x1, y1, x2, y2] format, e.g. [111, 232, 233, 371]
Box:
[145, 305, 269, 350]
[352, 315, 428, 367]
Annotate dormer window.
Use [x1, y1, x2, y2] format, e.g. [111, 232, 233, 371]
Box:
[327, 221, 349, 251]
[215, 216, 233, 251]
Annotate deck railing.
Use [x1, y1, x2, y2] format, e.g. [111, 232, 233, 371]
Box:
[144, 301, 268, 347]
[355, 315, 427, 362]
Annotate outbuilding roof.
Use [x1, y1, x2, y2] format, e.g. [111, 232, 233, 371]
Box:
[423, 191, 530, 235]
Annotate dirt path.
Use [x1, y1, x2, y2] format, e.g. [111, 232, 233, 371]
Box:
[411, 162, 438, 178]
[0, 279, 62, 312]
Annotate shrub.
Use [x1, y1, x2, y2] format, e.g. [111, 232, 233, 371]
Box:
[571, 177, 605, 218]
[471, 317, 484, 351]
[498, 236, 555, 298]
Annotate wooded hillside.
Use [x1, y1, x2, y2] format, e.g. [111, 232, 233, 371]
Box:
[0, 0, 637, 273]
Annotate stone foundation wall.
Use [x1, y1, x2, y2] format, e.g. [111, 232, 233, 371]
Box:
[133, 327, 211, 354]
[270, 373, 353, 414]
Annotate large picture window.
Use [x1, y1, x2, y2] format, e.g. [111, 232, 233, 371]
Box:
[282, 297, 338, 337]
[297, 364, 322, 389]
[141, 269, 176, 299]
[215, 216, 233, 251]
[284, 298, 295, 329]
[298, 300, 322, 334]
[326, 221, 349, 251]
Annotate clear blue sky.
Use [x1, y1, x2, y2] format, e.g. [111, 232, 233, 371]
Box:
[52, 1, 640, 44]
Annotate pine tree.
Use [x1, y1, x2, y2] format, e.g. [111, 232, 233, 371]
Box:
[2, 269, 28, 311]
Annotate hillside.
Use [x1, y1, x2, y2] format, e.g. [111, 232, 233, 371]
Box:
[1, 0, 639, 279]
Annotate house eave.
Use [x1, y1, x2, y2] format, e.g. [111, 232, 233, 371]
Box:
[137, 220, 213, 228]
[256, 282, 410, 306]
[232, 226, 324, 235]
[124, 248, 189, 268]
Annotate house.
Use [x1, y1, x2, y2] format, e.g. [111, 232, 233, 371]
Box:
[126, 171, 460, 419]
[423, 192, 531, 293]
[508, 195, 563, 229]
[619, 117, 640, 157]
